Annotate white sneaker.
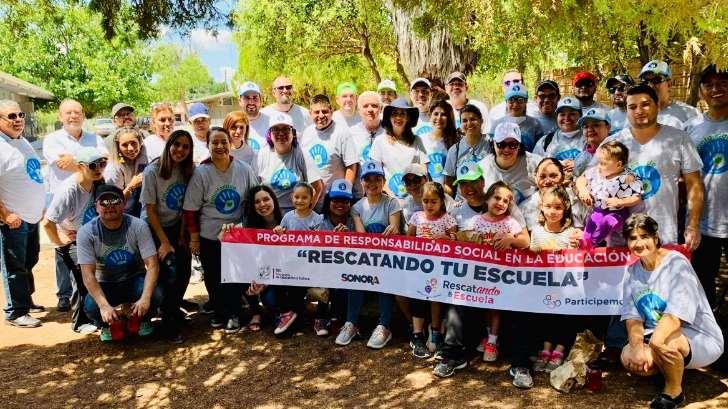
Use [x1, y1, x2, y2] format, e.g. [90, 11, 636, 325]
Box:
[366, 325, 392, 349]
[335, 322, 358, 346]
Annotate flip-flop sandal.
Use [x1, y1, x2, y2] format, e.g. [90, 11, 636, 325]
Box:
[247, 316, 262, 332]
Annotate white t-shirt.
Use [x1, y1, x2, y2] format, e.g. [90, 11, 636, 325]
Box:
[0, 134, 46, 223]
[42, 129, 107, 192]
[607, 108, 628, 135]
[479, 152, 542, 205]
[301, 121, 358, 192]
[532, 129, 584, 161]
[489, 101, 540, 124]
[261, 104, 312, 134]
[420, 132, 448, 183]
[257, 146, 322, 213]
[580, 101, 610, 114]
[248, 113, 270, 154]
[192, 135, 209, 164]
[349, 122, 386, 198]
[45, 177, 97, 234]
[413, 111, 432, 137]
[686, 114, 728, 238]
[529, 224, 580, 251]
[333, 110, 361, 128]
[613, 125, 703, 244]
[370, 134, 429, 199]
[488, 116, 545, 152]
[144, 134, 166, 161]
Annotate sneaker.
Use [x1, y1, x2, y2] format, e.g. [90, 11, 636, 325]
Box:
[366, 324, 392, 349]
[482, 342, 498, 362]
[29, 301, 45, 313]
[533, 350, 552, 372]
[57, 297, 71, 312]
[426, 327, 444, 353]
[410, 332, 431, 359]
[225, 317, 241, 334]
[433, 357, 467, 378]
[210, 315, 225, 328]
[199, 301, 215, 315]
[545, 350, 565, 373]
[168, 331, 184, 344]
[313, 319, 330, 336]
[100, 327, 113, 342]
[6, 314, 41, 328]
[274, 311, 298, 335]
[510, 367, 534, 389]
[76, 323, 99, 334]
[476, 337, 486, 352]
[138, 321, 154, 337]
[335, 322, 358, 346]
[649, 392, 685, 409]
[180, 299, 199, 315]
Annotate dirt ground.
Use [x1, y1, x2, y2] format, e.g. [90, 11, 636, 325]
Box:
[2, 245, 728, 409]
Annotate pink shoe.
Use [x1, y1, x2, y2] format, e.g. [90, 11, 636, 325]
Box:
[545, 350, 565, 372]
[533, 349, 552, 372]
[482, 342, 499, 362]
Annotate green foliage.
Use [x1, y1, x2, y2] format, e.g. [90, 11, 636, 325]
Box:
[0, 1, 155, 116]
[150, 44, 217, 102]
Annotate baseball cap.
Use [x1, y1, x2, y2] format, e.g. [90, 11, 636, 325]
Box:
[188, 103, 210, 121]
[639, 60, 672, 80]
[493, 122, 522, 143]
[605, 74, 635, 89]
[377, 79, 397, 92]
[360, 160, 385, 179]
[504, 83, 528, 101]
[573, 72, 598, 86]
[454, 162, 484, 185]
[403, 163, 427, 178]
[268, 112, 294, 128]
[577, 107, 611, 127]
[409, 77, 431, 90]
[238, 81, 261, 97]
[699, 64, 728, 84]
[94, 184, 124, 202]
[328, 179, 353, 200]
[336, 82, 358, 97]
[555, 97, 582, 114]
[75, 147, 105, 164]
[111, 103, 134, 117]
[446, 71, 467, 84]
[536, 80, 559, 92]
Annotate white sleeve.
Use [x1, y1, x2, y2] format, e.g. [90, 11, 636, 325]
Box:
[42, 134, 65, 164]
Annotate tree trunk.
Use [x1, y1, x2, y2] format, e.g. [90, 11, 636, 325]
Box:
[686, 54, 704, 107]
[385, 2, 478, 83]
[394, 47, 410, 89]
[360, 29, 382, 84]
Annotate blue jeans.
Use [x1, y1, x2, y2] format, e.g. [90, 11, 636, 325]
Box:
[346, 290, 393, 328]
[1, 222, 40, 319]
[605, 315, 627, 348]
[83, 274, 162, 327]
[55, 250, 73, 300]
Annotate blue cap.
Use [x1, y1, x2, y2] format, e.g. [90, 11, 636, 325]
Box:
[328, 179, 353, 199]
[555, 97, 582, 114]
[188, 102, 210, 121]
[578, 107, 611, 127]
[360, 160, 385, 180]
[238, 81, 261, 97]
[504, 83, 528, 101]
[639, 60, 672, 80]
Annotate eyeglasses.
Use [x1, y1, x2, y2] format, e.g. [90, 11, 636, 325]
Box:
[403, 176, 424, 185]
[507, 97, 527, 104]
[275, 85, 293, 91]
[608, 85, 627, 94]
[86, 158, 108, 171]
[503, 79, 522, 87]
[536, 92, 559, 100]
[270, 126, 292, 134]
[496, 141, 520, 150]
[1, 112, 26, 121]
[97, 197, 123, 208]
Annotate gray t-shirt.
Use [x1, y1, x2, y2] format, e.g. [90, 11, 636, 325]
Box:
[620, 251, 723, 347]
[420, 132, 448, 184]
[333, 110, 361, 128]
[662, 101, 701, 125]
[281, 210, 324, 231]
[301, 121, 358, 192]
[488, 116, 545, 152]
[321, 215, 354, 231]
[349, 122, 386, 198]
[248, 113, 270, 154]
[257, 146, 322, 213]
[140, 162, 187, 227]
[614, 126, 703, 244]
[479, 152, 542, 205]
[489, 101, 540, 124]
[261, 104, 311, 134]
[182, 160, 259, 240]
[532, 112, 557, 135]
[45, 177, 97, 234]
[76, 215, 157, 283]
[580, 101, 610, 114]
[352, 195, 402, 233]
[370, 135, 429, 199]
[532, 129, 584, 161]
[607, 108, 628, 135]
[231, 144, 259, 175]
[686, 114, 728, 238]
[449, 201, 484, 231]
[413, 111, 432, 137]
[443, 137, 492, 177]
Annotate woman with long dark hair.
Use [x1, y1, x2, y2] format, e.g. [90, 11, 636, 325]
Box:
[421, 100, 460, 184]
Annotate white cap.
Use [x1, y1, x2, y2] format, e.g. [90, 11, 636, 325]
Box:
[238, 81, 261, 97]
[377, 79, 397, 92]
[493, 122, 522, 143]
[268, 112, 294, 128]
[409, 77, 431, 90]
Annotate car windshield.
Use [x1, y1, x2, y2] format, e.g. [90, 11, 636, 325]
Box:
[96, 118, 112, 124]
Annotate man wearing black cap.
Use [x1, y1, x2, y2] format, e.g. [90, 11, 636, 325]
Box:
[686, 64, 728, 308]
[77, 184, 160, 342]
[533, 80, 561, 134]
[605, 74, 635, 135]
[445, 71, 489, 132]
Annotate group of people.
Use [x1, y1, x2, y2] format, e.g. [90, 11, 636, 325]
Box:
[1, 59, 727, 408]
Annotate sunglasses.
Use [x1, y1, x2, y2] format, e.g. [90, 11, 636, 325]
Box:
[403, 176, 424, 185]
[575, 81, 595, 88]
[608, 85, 627, 94]
[503, 79, 522, 87]
[275, 85, 293, 91]
[2, 112, 26, 120]
[641, 76, 666, 86]
[97, 197, 123, 208]
[86, 158, 108, 171]
[496, 141, 520, 150]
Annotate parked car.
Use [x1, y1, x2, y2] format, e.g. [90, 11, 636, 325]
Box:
[94, 117, 114, 136]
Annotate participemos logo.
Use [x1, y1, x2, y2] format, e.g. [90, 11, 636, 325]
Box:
[543, 294, 562, 309]
[257, 265, 272, 280]
[341, 273, 380, 285]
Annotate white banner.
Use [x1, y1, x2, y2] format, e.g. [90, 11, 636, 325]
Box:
[221, 228, 687, 315]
